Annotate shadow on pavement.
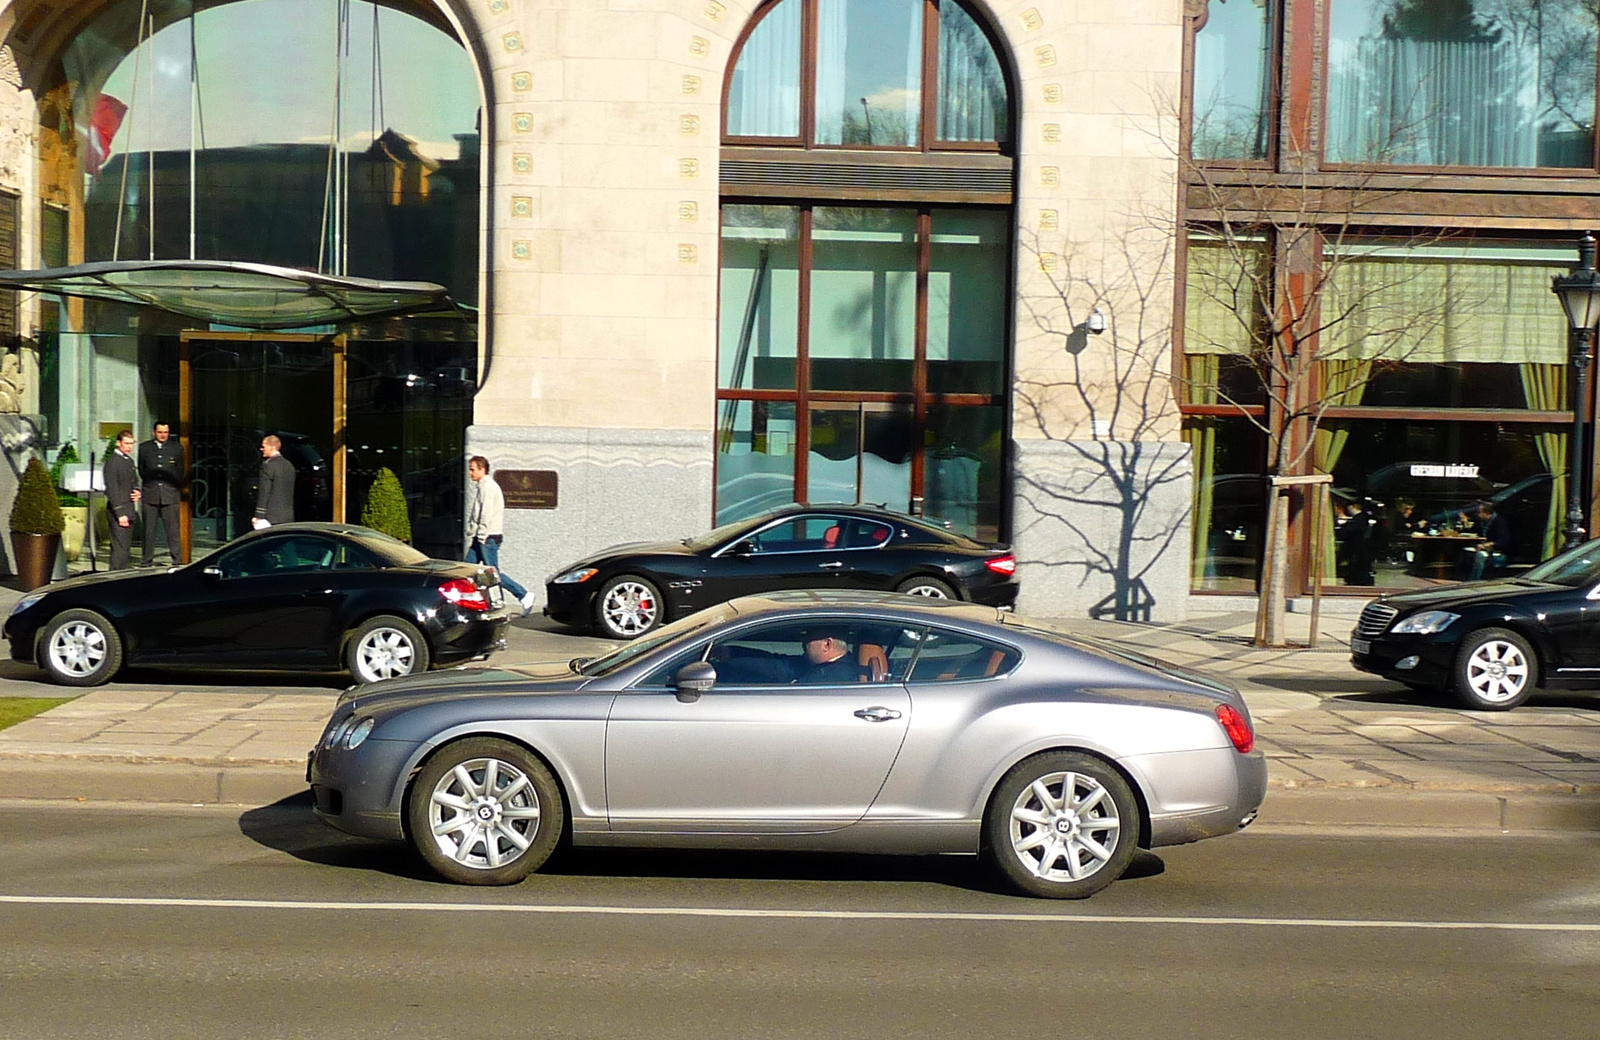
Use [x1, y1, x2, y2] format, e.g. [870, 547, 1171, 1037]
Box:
[237, 794, 1169, 894]
[0, 657, 348, 692]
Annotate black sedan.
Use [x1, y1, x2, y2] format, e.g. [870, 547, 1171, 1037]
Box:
[1351, 539, 1600, 710]
[544, 505, 1020, 639]
[4, 523, 512, 687]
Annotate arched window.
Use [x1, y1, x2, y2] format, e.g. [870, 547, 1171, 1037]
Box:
[724, 0, 1009, 149]
[717, 0, 1014, 541]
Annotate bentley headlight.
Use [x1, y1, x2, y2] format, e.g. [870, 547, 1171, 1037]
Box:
[552, 567, 598, 584]
[1391, 610, 1460, 635]
[9, 593, 43, 616]
[344, 717, 376, 750]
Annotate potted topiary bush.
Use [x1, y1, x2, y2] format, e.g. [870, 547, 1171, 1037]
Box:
[360, 467, 412, 543]
[49, 443, 89, 562]
[10, 456, 65, 590]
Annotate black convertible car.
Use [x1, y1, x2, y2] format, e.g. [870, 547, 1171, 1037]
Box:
[544, 505, 1020, 638]
[5, 523, 512, 687]
[1351, 538, 1600, 710]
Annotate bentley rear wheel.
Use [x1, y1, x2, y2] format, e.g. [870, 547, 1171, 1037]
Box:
[985, 751, 1139, 899]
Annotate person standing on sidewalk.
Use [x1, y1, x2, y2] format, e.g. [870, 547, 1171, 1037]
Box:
[252, 435, 295, 529]
[466, 455, 536, 616]
[137, 421, 183, 566]
[103, 430, 141, 570]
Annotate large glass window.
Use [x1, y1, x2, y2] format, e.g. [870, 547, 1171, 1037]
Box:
[1326, 0, 1598, 167]
[810, 207, 917, 391]
[720, 205, 801, 391]
[1191, 0, 1275, 160]
[927, 209, 1007, 394]
[725, 0, 1010, 149]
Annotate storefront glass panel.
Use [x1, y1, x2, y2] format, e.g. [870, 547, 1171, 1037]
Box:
[923, 404, 1003, 541]
[809, 207, 917, 392]
[719, 205, 801, 391]
[715, 400, 798, 524]
[808, 404, 914, 511]
[1326, 0, 1598, 167]
[927, 208, 1008, 395]
[1185, 416, 1267, 594]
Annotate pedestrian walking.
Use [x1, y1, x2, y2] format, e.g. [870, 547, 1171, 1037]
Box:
[103, 430, 141, 570]
[137, 421, 183, 566]
[465, 455, 536, 616]
[253, 434, 296, 529]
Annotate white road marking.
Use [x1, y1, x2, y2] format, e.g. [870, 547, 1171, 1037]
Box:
[0, 894, 1597, 931]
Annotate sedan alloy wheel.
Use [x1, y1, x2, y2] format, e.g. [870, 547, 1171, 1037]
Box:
[346, 616, 431, 684]
[39, 609, 124, 686]
[1453, 627, 1535, 710]
[598, 576, 662, 638]
[407, 737, 565, 885]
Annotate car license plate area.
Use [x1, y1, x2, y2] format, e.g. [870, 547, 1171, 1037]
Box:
[489, 585, 504, 608]
[1350, 637, 1371, 655]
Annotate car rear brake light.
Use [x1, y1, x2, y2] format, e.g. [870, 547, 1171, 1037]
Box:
[1215, 704, 1254, 754]
[439, 578, 489, 611]
[985, 554, 1016, 576]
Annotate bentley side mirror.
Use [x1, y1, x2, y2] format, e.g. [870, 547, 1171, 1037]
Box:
[674, 660, 717, 703]
[202, 566, 223, 581]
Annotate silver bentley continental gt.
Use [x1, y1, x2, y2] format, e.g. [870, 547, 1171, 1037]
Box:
[308, 592, 1266, 899]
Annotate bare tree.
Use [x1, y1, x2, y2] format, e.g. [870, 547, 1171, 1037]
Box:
[1013, 231, 1192, 623]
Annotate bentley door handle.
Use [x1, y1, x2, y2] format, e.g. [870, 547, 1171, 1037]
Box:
[819, 561, 844, 569]
[854, 706, 902, 722]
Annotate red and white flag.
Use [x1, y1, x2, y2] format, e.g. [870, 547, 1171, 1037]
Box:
[84, 94, 128, 175]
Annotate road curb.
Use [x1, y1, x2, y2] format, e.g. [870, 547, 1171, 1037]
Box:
[3, 757, 1599, 834]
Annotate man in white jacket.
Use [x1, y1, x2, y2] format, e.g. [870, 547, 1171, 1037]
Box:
[465, 456, 536, 616]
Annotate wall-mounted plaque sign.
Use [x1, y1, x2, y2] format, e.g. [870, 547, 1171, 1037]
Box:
[499, 469, 558, 509]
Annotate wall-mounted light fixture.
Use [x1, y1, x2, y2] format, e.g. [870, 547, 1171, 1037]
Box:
[1086, 308, 1107, 335]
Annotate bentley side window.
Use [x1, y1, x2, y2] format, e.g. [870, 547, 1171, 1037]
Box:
[906, 628, 1020, 682]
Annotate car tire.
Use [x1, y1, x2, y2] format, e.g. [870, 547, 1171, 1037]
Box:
[896, 576, 958, 600]
[1452, 627, 1536, 711]
[346, 616, 431, 684]
[595, 575, 664, 639]
[38, 609, 124, 687]
[407, 737, 565, 886]
[985, 750, 1139, 900]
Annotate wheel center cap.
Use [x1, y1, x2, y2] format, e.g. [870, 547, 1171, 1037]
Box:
[1490, 663, 1506, 678]
[1053, 813, 1077, 837]
[476, 803, 495, 822]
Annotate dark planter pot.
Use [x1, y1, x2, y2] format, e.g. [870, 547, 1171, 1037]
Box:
[11, 532, 61, 592]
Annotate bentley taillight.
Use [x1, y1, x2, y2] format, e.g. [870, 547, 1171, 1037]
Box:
[439, 578, 489, 611]
[1215, 704, 1254, 754]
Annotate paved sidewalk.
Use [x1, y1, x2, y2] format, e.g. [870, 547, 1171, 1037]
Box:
[1, 587, 1597, 833]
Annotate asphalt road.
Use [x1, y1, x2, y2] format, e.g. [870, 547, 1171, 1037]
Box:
[0, 802, 1597, 1039]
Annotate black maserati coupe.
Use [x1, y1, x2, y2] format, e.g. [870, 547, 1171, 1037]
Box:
[543, 505, 1020, 638]
[4, 523, 513, 687]
[1351, 537, 1600, 710]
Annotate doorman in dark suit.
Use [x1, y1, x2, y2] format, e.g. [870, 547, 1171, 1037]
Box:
[138, 421, 184, 566]
[252, 434, 296, 528]
[103, 430, 141, 570]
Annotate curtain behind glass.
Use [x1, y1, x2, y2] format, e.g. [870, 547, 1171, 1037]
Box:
[1191, 0, 1273, 160]
[1184, 355, 1220, 585]
[1326, 0, 1596, 168]
[1184, 238, 1266, 355]
[936, 1, 1008, 144]
[726, 0, 803, 137]
[815, 0, 922, 146]
[1313, 359, 1371, 584]
[1520, 364, 1568, 561]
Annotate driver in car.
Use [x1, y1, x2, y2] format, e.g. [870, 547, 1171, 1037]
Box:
[796, 625, 859, 685]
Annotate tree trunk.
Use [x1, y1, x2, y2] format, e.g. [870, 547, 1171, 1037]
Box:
[1253, 484, 1290, 646]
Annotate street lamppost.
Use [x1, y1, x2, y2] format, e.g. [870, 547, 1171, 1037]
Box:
[1551, 233, 1600, 549]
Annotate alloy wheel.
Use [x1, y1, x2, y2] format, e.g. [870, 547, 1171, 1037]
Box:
[48, 621, 107, 678]
[1465, 639, 1529, 705]
[1007, 770, 1122, 883]
[354, 627, 416, 682]
[601, 581, 658, 636]
[425, 757, 542, 870]
[902, 583, 950, 599]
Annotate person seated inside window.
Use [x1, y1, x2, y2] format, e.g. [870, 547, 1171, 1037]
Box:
[795, 623, 860, 685]
[1458, 500, 1511, 581]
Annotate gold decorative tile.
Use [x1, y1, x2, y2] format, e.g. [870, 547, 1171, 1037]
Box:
[511, 195, 533, 219]
[679, 157, 700, 177]
[680, 114, 701, 135]
[1040, 165, 1060, 187]
[678, 201, 699, 222]
[502, 32, 523, 52]
[511, 240, 532, 261]
[1042, 83, 1063, 105]
[1037, 252, 1057, 272]
[688, 35, 709, 58]
[512, 152, 533, 174]
[703, 1, 727, 22]
[1041, 123, 1061, 144]
[1021, 8, 1043, 32]
[513, 112, 534, 133]
[1039, 209, 1059, 231]
[681, 75, 703, 95]
[678, 244, 699, 264]
[1035, 45, 1057, 68]
[511, 71, 532, 92]
[487, 0, 509, 13]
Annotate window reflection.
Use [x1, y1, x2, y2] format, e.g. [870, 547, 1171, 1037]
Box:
[1191, 0, 1275, 160]
[809, 207, 918, 391]
[716, 400, 798, 524]
[814, 0, 923, 146]
[727, 0, 803, 137]
[927, 208, 1007, 394]
[719, 205, 801, 391]
[1326, 0, 1598, 167]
